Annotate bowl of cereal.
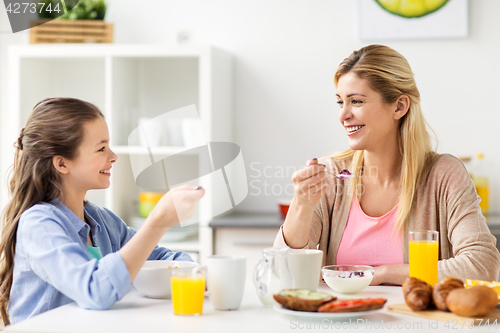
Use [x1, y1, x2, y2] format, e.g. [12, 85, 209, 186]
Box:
[133, 260, 199, 298]
[321, 265, 374, 294]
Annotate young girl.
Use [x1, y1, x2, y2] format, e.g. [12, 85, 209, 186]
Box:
[0, 98, 205, 325]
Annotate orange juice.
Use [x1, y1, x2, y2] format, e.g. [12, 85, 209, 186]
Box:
[171, 276, 206, 315]
[409, 240, 438, 285]
[474, 177, 489, 214]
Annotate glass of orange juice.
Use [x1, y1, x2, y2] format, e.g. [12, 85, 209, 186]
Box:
[409, 231, 439, 286]
[171, 266, 206, 315]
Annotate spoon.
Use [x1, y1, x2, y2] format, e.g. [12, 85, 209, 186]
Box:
[306, 163, 353, 179]
[325, 169, 354, 179]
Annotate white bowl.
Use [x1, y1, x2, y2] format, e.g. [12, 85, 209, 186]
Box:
[321, 265, 374, 294]
[133, 260, 198, 298]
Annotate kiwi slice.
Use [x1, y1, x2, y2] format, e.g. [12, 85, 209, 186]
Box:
[375, 0, 450, 18]
[279, 289, 332, 301]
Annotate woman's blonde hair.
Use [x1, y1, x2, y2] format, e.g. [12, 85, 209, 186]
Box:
[0, 98, 104, 325]
[332, 44, 437, 230]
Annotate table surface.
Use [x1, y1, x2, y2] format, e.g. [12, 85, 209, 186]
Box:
[5, 282, 499, 333]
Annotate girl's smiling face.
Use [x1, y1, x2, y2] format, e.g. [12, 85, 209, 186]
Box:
[336, 72, 404, 153]
[62, 117, 117, 193]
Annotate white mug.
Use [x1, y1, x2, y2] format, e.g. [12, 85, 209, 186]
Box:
[206, 255, 246, 310]
[287, 249, 323, 291]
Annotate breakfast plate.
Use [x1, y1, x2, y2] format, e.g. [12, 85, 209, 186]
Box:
[273, 304, 384, 319]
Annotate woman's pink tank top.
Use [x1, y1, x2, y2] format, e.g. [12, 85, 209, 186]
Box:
[336, 194, 403, 266]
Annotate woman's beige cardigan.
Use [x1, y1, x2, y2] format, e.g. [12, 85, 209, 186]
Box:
[274, 154, 500, 282]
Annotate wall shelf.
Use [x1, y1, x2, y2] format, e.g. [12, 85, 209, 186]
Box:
[3, 44, 233, 263]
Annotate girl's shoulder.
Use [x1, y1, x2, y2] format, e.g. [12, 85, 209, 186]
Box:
[21, 201, 65, 221]
[19, 200, 121, 228]
[18, 200, 73, 235]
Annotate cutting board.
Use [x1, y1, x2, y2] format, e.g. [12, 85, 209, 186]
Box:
[387, 303, 500, 325]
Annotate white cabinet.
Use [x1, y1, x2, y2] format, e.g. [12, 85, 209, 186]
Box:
[214, 228, 279, 282]
[3, 44, 233, 262]
[211, 213, 284, 282]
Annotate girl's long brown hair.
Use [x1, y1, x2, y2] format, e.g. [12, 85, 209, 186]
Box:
[0, 98, 104, 325]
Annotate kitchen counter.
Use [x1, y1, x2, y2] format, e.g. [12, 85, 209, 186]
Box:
[209, 212, 284, 228]
[210, 211, 500, 229]
[486, 212, 500, 226]
[485, 213, 500, 255]
[7, 282, 498, 333]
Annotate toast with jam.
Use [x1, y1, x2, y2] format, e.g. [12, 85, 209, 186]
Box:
[317, 297, 387, 312]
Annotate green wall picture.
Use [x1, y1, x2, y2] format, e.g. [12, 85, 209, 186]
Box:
[359, 0, 468, 40]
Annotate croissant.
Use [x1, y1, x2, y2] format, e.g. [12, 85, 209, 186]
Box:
[402, 277, 433, 311]
[432, 277, 464, 311]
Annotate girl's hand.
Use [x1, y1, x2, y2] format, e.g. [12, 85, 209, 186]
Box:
[120, 185, 205, 282]
[291, 158, 327, 210]
[148, 185, 205, 228]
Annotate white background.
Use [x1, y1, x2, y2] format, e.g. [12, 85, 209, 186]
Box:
[1, 0, 499, 213]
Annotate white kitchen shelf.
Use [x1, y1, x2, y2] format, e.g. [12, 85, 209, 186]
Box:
[3, 44, 233, 263]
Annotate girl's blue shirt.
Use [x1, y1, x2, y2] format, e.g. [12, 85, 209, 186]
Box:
[8, 198, 193, 324]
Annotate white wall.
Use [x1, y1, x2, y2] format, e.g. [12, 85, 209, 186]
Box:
[0, 10, 29, 207]
[1, 0, 500, 213]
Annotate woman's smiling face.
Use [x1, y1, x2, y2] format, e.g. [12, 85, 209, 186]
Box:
[336, 72, 401, 153]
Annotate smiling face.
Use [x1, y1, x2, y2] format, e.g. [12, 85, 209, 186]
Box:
[62, 117, 117, 193]
[336, 72, 402, 153]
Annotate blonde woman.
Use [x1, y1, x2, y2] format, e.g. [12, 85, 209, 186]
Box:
[275, 45, 500, 285]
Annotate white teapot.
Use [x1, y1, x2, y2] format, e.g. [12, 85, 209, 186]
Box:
[253, 247, 295, 306]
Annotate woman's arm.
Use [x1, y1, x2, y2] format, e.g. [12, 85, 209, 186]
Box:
[281, 198, 317, 248]
[373, 156, 500, 285]
[434, 156, 500, 281]
[438, 187, 500, 281]
[371, 264, 409, 285]
[279, 159, 327, 248]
